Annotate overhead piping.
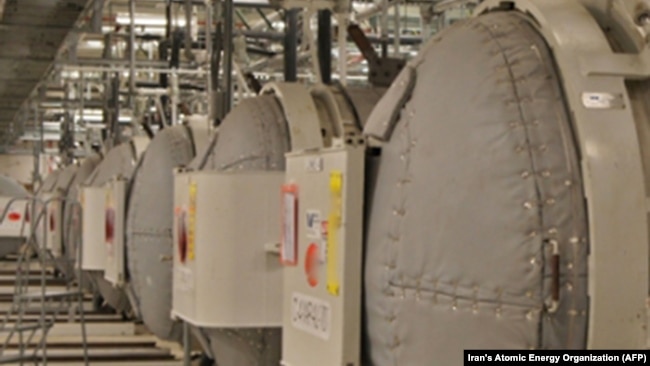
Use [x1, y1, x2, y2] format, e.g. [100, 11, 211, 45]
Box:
[184, 0, 196, 62]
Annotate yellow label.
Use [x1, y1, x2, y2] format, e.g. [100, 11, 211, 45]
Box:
[326, 171, 342, 296]
[188, 181, 197, 261]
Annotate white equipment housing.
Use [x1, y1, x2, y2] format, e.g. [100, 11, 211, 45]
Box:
[42, 192, 62, 256]
[282, 145, 365, 366]
[104, 178, 127, 287]
[79, 186, 107, 270]
[172, 170, 283, 328]
[250, 81, 368, 366]
[0, 197, 29, 239]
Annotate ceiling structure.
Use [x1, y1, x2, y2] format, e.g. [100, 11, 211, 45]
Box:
[0, 0, 477, 155]
[0, 0, 91, 147]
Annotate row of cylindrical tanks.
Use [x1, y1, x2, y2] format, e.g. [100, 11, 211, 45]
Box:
[4, 1, 648, 364]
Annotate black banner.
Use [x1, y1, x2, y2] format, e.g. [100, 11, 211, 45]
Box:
[465, 350, 647, 365]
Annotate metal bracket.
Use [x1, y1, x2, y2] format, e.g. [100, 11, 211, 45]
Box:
[580, 49, 650, 79]
[364, 65, 415, 142]
[347, 24, 406, 87]
[260, 82, 324, 152]
[264, 242, 281, 255]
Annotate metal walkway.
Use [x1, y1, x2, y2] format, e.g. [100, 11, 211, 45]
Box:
[0, 257, 185, 365]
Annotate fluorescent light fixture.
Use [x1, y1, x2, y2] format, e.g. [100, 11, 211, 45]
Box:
[84, 40, 104, 49]
[43, 122, 61, 129]
[235, 0, 270, 4]
[115, 14, 186, 27]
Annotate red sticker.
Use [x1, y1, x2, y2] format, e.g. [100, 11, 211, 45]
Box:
[305, 243, 319, 287]
[177, 211, 188, 264]
[49, 210, 56, 232]
[105, 208, 115, 245]
[7, 212, 21, 222]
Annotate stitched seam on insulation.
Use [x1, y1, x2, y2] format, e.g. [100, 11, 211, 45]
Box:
[509, 12, 588, 348]
[478, 17, 546, 349]
[388, 282, 540, 310]
[219, 155, 266, 171]
[387, 77, 416, 366]
[514, 12, 587, 347]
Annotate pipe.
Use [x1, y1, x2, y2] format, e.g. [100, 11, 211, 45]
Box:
[223, 0, 234, 114]
[166, 0, 172, 40]
[356, 0, 401, 21]
[184, 0, 196, 62]
[183, 321, 191, 366]
[241, 29, 284, 40]
[256, 8, 274, 29]
[158, 40, 170, 87]
[80, 72, 87, 155]
[380, 0, 389, 57]
[129, 0, 136, 107]
[283, 9, 298, 82]
[393, 3, 400, 56]
[205, 0, 214, 124]
[236, 9, 251, 29]
[92, 0, 105, 33]
[111, 74, 122, 145]
[170, 69, 180, 126]
[211, 23, 222, 94]
[317, 10, 332, 84]
[304, 9, 321, 82]
[336, 13, 348, 86]
[171, 30, 183, 69]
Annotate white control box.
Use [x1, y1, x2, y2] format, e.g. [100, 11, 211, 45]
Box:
[0, 196, 29, 239]
[42, 192, 62, 256]
[172, 170, 284, 328]
[104, 179, 127, 287]
[282, 145, 365, 366]
[79, 186, 107, 270]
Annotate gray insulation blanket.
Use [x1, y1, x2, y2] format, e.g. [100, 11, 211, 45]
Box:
[53, 165, 77, 194]
[39, 171, 60, 194]
[0, 175, 28, 198]
[126, 125, 196, 342]
[83, 143, 140, 313]
[363, 12, 588, 365]
[197, 95, 286, 365]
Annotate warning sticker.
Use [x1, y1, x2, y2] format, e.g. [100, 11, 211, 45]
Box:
[281, 184, 298, 266]
[175, 266, 194, 291]
[105, 189, 115, 257]
[582, 92, 625, 109]
[291, 292, 331, 340]
[306, 210, 322, 239]
[319, 220, 328, 264]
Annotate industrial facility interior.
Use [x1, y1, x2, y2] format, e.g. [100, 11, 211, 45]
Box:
[0, 0, 648, 365]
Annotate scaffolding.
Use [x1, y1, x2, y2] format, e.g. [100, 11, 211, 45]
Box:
[0, 196, 88, 365]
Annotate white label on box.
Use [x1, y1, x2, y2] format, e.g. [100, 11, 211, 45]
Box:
[291, 292, 331, 340]
[282, 189, 298, 264]
[176, 266, 194, 291]
[582, 92, 624, 109]
[305, 210, 321, 239]
[305, 157, 324, 172]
